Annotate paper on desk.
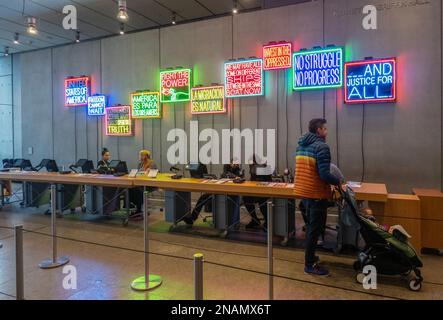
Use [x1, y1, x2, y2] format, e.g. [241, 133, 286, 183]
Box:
[347, 181, 362, 188]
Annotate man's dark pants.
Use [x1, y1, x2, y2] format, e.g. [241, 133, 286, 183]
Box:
[304, 199, 329, 266]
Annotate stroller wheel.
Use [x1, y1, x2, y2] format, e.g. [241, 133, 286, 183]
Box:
[356, 272, 365, 284]
[407, 277, 422, 292]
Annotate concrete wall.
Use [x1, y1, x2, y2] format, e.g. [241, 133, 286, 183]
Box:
[0, 55, 13, 161]
[11, 0, 443, 193]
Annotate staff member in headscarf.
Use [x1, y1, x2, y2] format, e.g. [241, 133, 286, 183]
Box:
[130, 150, 157, 214]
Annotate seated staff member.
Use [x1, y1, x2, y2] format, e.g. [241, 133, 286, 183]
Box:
[129, 150, 157, 214]
[97, 148, 113, 174]
[243, 155, 272, 230]
[222, 159, 243, 227]
[183, 163, 212, 226]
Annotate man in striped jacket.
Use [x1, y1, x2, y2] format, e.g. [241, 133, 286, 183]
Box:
[294, 119, 341, 276]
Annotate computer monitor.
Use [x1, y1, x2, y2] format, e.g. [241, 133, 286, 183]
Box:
[74, 159, 94, 173]
[37, 159, 59, 172]
[109, 160, 128, 174]
[186, 163, 208, 179]
[2, 159, 14, 169]
[12, 159, 33, 170]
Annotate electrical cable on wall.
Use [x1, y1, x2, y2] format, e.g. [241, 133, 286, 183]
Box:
[256, 96, 259, 130]
[361, 103, 366, 182]
[335, 90, 340, 168]
[299, 92, 303, 135]
[323, 90, 326, 118]
[74, 102, 78, 161]
[51, 48, 55, 159]
[285, 71, 289, 169]
[276, 70, 279, 172]
[158, 28, 162, 171]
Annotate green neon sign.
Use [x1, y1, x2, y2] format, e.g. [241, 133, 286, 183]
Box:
[160, 68, 192, 103]
[293, 47, 344, 91]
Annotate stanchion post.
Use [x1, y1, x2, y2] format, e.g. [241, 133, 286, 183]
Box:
[131, 190, 162, 291]
[38, 184, 69, 269]
[194, 253, 204, 300]
[267, 200, 274, 300]
[15, 225, 24, 300]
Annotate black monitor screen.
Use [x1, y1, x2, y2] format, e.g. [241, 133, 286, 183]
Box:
[110, 160, 128, 174]
[186, 163, 208, 179]
[75, 159, 94, 173]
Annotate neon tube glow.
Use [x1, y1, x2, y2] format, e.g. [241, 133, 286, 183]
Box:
[224, 58, 264, 98]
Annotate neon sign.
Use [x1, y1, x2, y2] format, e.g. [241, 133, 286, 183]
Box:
[224, 58, 264, 98]
[131, 91, 161, 118]
[105, 105, 132, 136]
[160, 68, 192, 103]
[293, 47, 343, 90]
[345, 58, 397, 104]
[65, 76, 90, 106]
[191, 86, 226, 115]
[87, 95, 106, 116]
[263, 42, 292, 70]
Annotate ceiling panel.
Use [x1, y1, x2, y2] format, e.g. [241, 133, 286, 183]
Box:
[0, 0, 265, 54]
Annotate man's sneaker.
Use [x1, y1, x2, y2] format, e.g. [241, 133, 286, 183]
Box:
[304, 264, 330, 276]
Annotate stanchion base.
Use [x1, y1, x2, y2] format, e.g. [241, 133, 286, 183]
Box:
[38, 256, 70, 269]
[131, 275, 162, 291]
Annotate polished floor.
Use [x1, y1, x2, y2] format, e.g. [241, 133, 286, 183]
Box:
[0, 199, 442, 300]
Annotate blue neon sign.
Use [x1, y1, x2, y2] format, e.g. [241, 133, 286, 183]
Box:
[293, 47, 343, 91]
[87, 95, 107, 116]
[345, 58, 396, 104]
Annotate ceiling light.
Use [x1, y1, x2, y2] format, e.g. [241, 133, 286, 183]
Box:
[232, 0, 238, 14]
[26, 17, 38, 35]
[75, 31, 80, 43]
[13, 33, 19, 45]
[172, 12, 176, 25]
[117, 0, 129, 21]
[4, 47, 9, 57]
[119, 23, 125, 35]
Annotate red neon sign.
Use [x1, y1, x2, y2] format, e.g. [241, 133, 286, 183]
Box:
[224, 58, 264, 98]
[105, 105, 133, 136]
[64, 76, 90, 107]
[263, 42, 292, 70]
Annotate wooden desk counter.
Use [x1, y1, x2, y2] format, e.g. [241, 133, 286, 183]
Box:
[412, 188, 443, 250]
[133, 174, 388, 202]
[350, 183, 388, 203]
[0, 171, 388, 202]
[0, 171, 134, 188]
[133, 174, 297, 198]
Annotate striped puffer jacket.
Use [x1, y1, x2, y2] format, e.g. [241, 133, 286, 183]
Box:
[294, 133, 340, 200]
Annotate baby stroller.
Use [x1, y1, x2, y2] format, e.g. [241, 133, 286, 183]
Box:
[337, 186, 424, 292]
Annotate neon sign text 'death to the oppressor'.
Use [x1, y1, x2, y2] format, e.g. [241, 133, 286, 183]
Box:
[345, 58, 396, 104]
[225, 59, 264, 98]
[65, 76, 90, 106]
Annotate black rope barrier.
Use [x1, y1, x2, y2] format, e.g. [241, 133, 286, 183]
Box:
[15, 227, 434, 299]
